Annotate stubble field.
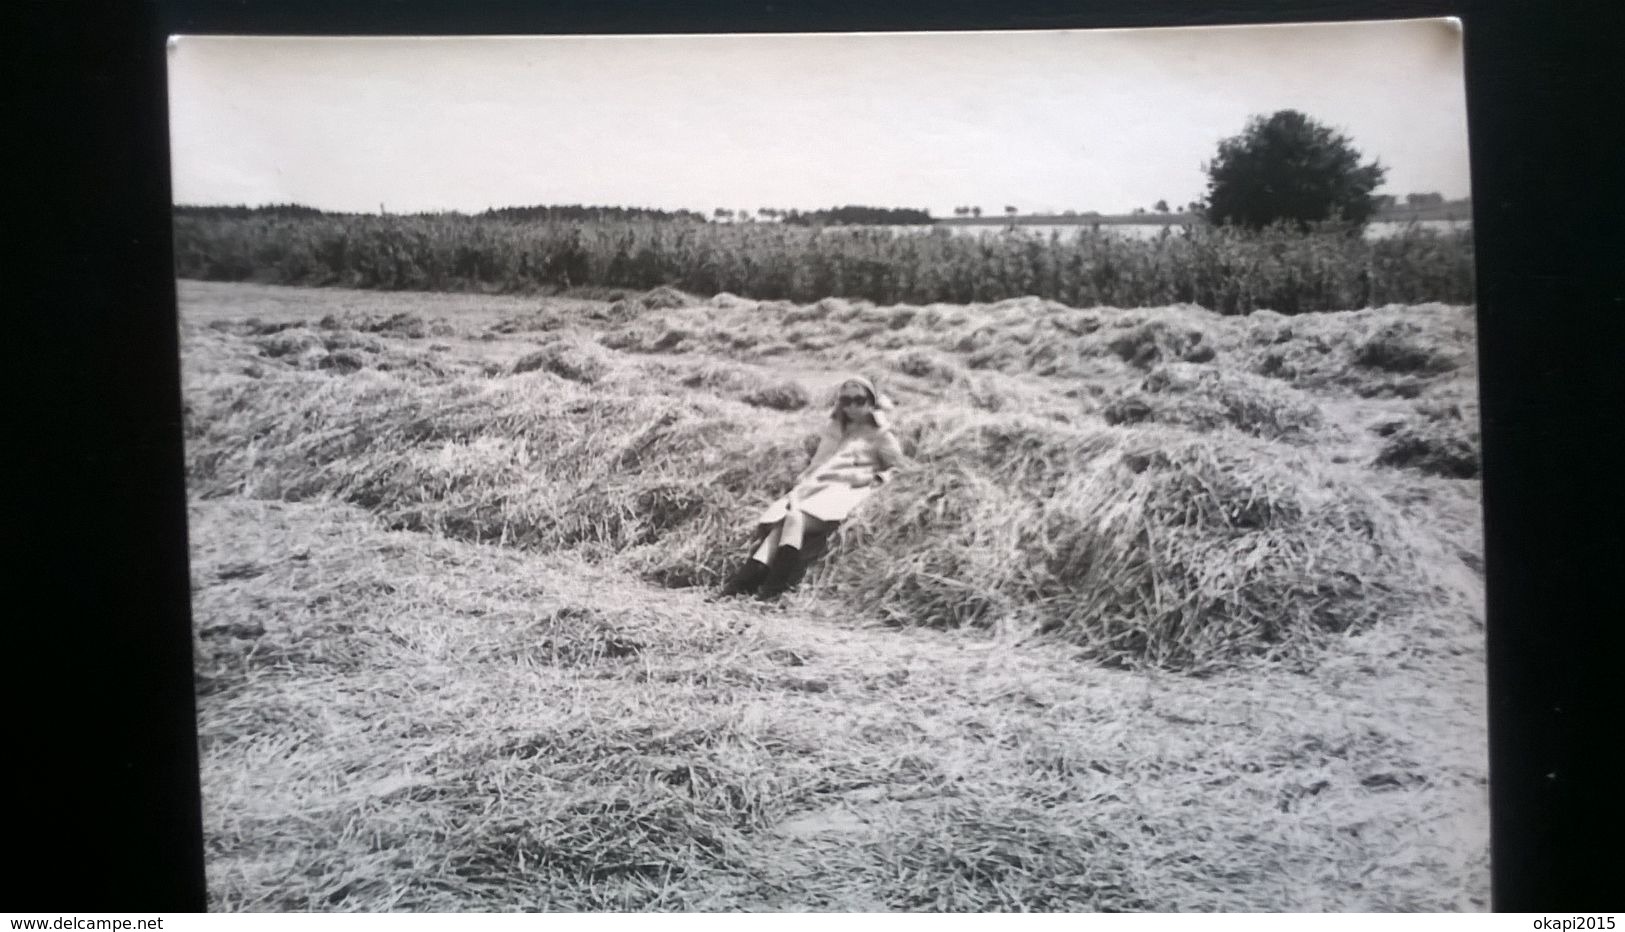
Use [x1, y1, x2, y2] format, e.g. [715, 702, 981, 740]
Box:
[180, 279, 1487, 911]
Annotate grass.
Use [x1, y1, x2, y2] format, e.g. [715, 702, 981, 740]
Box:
[172, 214, 1475, 314]
[180, 279, 1487, 910]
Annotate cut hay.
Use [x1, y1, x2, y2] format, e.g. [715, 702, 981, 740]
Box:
[490, 309, 571, 335]
[890, 349, 966, 385]
[599, 298, 645, 324]
[710, 292, 757, 311]
[1354, 322, 1461, 375]
[253, 327, 325, 359]
[181, 297, 1466, 673]
[183, 368, 812, 572]
[318, 329, 388, 354]
[741, 382, 811, 411]
[319, 350, 368, 374]
[1102, 363, 1326, 442]
[1107, 319, 1217, 368]
[184, 353, 1437, 671]
[1372, 402, 1481, 479]
[178, 281, 1487, 913]
[640, 285, 698, 310]
[364, 312, 430, 339]
[186, 492, 1486, 911]
[512, 337, 615, 383]
[598, 318, 697, 355]
[240, 318, 303, 336]
[673, 362, 811, 411]
[1243, 304, 1476, 397]
[808, 412, 1432, 671]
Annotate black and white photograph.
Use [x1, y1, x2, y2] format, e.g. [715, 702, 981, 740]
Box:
[168, 21, 1487, 911]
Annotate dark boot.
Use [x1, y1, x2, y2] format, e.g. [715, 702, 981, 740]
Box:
[777, 529, 833, 595]
[755, 545, 801, 601]
[719, 558, 769, 598]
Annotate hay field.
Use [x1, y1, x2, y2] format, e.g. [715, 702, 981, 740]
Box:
[180, 279, 1487, 911]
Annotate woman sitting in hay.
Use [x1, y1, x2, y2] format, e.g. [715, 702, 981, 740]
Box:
[719, 375, 907, 601]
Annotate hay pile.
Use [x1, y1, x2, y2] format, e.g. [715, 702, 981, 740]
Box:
[511, 336, 615, 384]
[1102, 363, 1326, 442]
[1241, 304, 1475, 399]
[599, 317, 702, 355]
[184, 363, 811, 573]
[1372, 400, 1481, 479]
[1105, 318, 1218, 368]
[675, 362, 811, 411]
[1354, 322, 1462, 375]
[810, 411, 1428, 671]
[184, 317, 478, 384]
[639, 285, 699, 310]
[888, 348, 967, 385]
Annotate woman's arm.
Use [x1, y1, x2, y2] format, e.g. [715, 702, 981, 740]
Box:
[871, 429, 908, 485]
[793, 426, 842, 485]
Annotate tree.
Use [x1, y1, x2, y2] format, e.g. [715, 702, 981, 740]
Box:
[1153, 199, 1170, 213]
[1202, 110, 1387, 229]
[1004, 205, 1018, 216]
[970, 206, 982, 218]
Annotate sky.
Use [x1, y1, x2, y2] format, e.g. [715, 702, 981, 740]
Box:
[167, 20, 1471, 217]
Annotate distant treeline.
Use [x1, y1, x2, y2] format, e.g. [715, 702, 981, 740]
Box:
[171, 213, 1474, 314]
[481, 205, 709, 223]
[175, 203, 336, 220]
[174, 203, 927, 225]
[780, 206, 934, 226]
[176, 203, 709, 223]
[175, 200, 1470, 228]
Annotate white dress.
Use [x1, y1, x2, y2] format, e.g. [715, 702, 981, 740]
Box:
[757, 420, 906, 524]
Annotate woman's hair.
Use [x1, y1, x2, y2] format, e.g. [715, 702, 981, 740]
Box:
[830, 376, 892, 429]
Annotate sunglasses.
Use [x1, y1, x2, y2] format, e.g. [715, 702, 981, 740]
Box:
[838, 394, 872, 406]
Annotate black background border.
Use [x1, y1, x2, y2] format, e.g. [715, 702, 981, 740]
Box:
[12, 0, 1621, 913]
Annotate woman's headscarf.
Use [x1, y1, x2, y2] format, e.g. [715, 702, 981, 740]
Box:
[830, 375, 895, 431]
